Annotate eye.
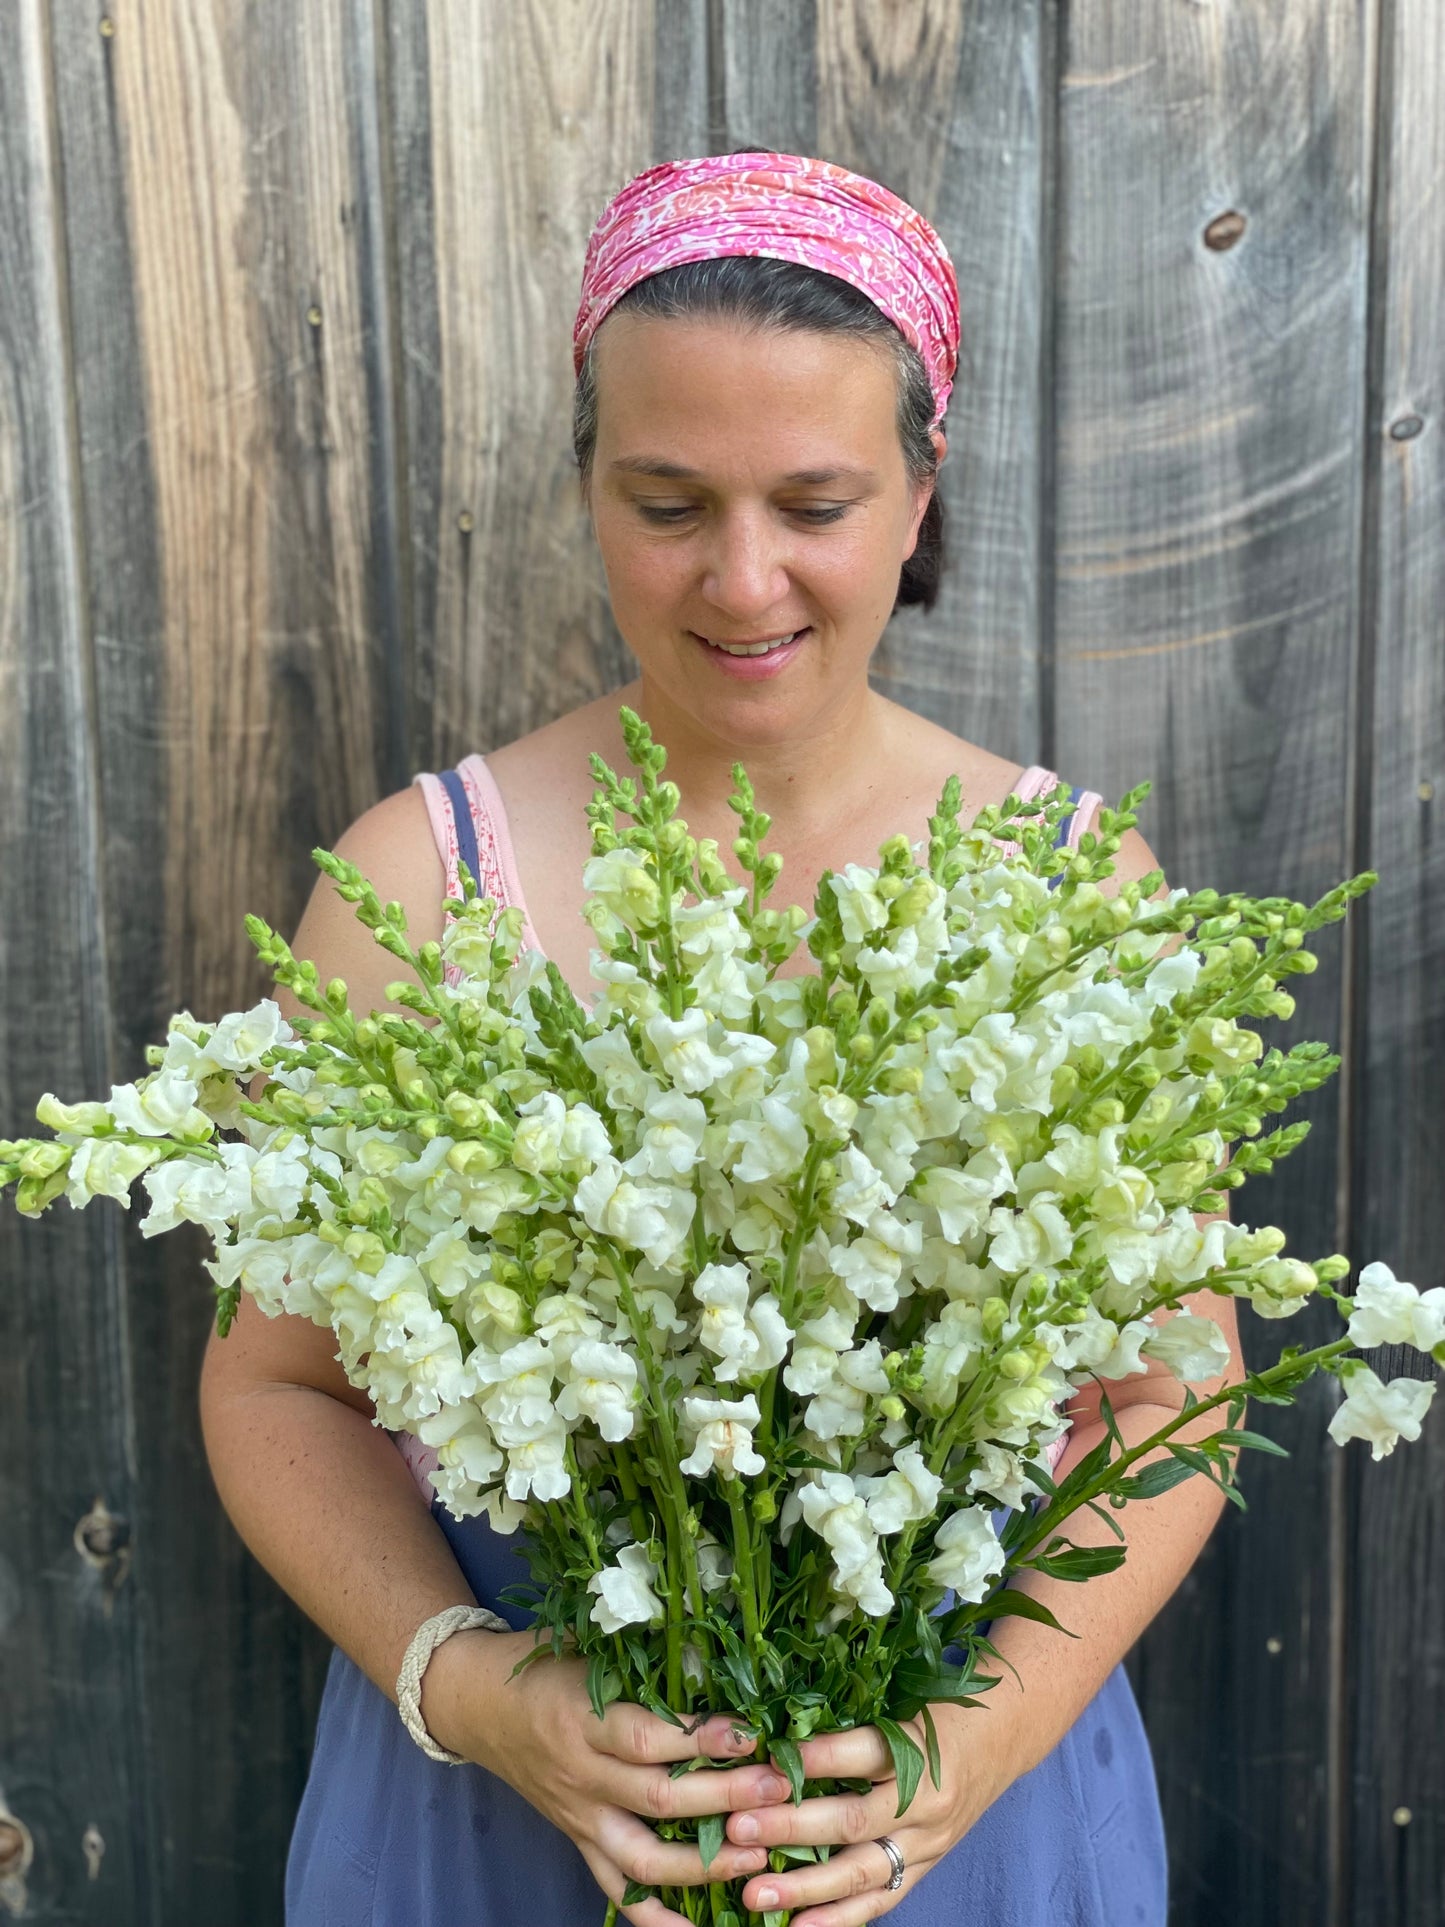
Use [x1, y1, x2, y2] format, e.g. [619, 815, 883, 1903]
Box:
[789, 505, 849, 525]
[636, 504, 700, 524]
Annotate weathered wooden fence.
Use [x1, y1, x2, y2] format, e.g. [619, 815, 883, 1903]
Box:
[1, 2, 1440, 1920]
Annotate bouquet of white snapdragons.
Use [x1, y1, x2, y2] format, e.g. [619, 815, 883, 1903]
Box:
[5, 708, 1440, 1927]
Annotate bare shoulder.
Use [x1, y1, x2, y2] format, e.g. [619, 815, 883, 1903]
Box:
[876, 701, 1034, 821]
[486, 690, 632, 810]
[283, 783, 445, 1020]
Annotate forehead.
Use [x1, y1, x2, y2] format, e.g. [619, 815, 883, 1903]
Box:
[590, 313, 901, 471]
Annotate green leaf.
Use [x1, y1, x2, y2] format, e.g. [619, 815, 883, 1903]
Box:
[621, 1879, 652, 1905]
[1114, 1458, 1198, 1501]
[764, 1912, 790, 1927]
[977, 1588, 1077, 1637]
[771, 1735, 806, 1805]
[876, 1717, 924, 1818]
[1030, 1541, 1129, 1582]
[586, 1653, 621, 1722]
[920, 1704, 943, 1792]
[698, 1812, 726, 1873]
[1227, 1427, 1289, 1458]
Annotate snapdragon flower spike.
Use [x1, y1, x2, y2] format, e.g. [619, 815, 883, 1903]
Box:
[2, 705, 1433, 1926]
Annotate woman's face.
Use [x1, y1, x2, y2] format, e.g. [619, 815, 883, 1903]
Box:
[587, 312, 942, 749]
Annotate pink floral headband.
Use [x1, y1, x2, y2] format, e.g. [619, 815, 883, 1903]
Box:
[572, 152, 961, 427]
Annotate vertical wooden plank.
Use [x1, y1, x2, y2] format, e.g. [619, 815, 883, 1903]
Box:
[717, 0, 1046, 764]
[0, 4, 152, 1919]
[1051, 7, 1376, 1922]
[45, 0, 405, 1914]
[1348, 0, 1445, 1918]
[391, 0, 708, 772]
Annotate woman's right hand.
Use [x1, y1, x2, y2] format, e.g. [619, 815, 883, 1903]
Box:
[423, 1630, 793, 1927]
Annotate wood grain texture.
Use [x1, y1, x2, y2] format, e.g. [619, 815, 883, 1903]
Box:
[44, 0, 403, 1913]
[392, 0, 708, 773]
[1050, 5, 1377, 1920]
[0, 5, 153, 1918]
[721, 0, 1046, 764]
[1346, 0, 1445, 1916]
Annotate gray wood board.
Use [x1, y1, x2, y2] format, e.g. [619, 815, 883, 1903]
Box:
[43, 0, 404, 1912]
[390, 0, 709, 772]
[0, 4, 152, 1917]
[1050, 4, 1376, 1919]
[1346, 0, 1445, 1917]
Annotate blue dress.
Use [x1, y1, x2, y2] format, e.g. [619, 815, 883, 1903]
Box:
[286, 1490, 1167, 1926]
[285, 775, 1167, 1922]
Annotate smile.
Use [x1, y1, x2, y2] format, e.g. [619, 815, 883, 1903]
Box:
[694, 630, 806, 657]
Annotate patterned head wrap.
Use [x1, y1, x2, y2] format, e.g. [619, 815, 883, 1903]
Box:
[573, 152, 961, 426]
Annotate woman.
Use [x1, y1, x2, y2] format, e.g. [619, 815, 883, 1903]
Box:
[201, 152, 1241, 1926]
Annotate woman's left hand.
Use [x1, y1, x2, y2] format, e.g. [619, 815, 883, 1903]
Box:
[722, 1710, 1008, 1926]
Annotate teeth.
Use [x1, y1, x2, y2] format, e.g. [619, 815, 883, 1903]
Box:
[703, 631, 800, 657]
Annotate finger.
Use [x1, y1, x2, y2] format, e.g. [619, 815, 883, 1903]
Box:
[743, 1838, 909, 1920]
[726, 1780, 899, 1851]
[599, 1807, 771, 1890]
[578, 1843, 692, 1927]
[595, 1701, 760, 1767]
[797, 1723, 893, 1782]
[612, 1760, 794, 1823]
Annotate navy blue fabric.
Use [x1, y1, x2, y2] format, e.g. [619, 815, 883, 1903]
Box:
[1047, 781, 1086, 888]
[438, 767, 481, 895]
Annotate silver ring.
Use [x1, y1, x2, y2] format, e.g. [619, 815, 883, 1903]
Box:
[875, 1834, 906, 1892]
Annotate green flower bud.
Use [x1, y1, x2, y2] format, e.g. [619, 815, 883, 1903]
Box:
[35, 1094, 112, 1136]
[751, 1489, 778, 1524]
[19, 1140, 70, 1181]
[879, 1395, 907, 1422]
[445, 1091, 487, 1131]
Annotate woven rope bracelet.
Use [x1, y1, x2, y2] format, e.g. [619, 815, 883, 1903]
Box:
[396, 1602, 512, 1765]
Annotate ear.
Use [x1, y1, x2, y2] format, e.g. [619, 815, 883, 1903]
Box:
[903, 429, 947, 555]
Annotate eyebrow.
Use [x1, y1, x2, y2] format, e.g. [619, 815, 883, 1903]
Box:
[608, 456, 878, 486]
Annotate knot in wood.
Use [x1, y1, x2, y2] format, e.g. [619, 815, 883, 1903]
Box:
[1203, 210, 1246, 251]
[75, 1496, 129, 1565]
[1389, 414, 1424, 442]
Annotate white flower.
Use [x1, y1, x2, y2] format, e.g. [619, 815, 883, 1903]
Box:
[627, 1090, 707, 1180]
[986, 1196, 1074, 1274]
[108, 1068, 207, 1138]
[829, 866, 889, 945]
[915, 1149, 1013, 1244]
[416, 1398, 504, 1514]
[797, 1472, 893, 1615]
[473, 1337, 556, 1436]
[139, 1142, 257, 1236]
[695, 1536, 734, 1593]
[802, 1339, 891, 1440]
[579, 1028, 659, 1111]
[1142, 1312, 1233, 1384]
[645, 1008, 735, 1094]
[692, 1263, 794, 1382]
[1346, 1263, 1445, 1354]
[364, 1320, 471, 1427]
[964, 1442, 1038, 1512]
[555, 1340, 638, 1442]
[728, 1095, 809, 1185]
[829, 1145, 893, 1225]
[862, 1444, 943, 1536]
[503, 1417, 572, 1501]
[1327, 1362, 1435, 1461]
[64, 1137, 163, 1207]
[679, 1393, 766, 1478]
[250, 1143, 312, 1220]
[574, 1155, 695, 1269]
[582, 846, 662, 928]
[198, 999, 291, 1074]
[926, 1505, 1006, 1602]
[587, 1542, 666, 1635]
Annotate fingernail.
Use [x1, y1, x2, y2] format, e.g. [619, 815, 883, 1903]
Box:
[730, 1723, 758, 1750]
[763, 1773, 790, 1800]
[755, 1887, 779, 1908]
[733, 1813, 760, 1842]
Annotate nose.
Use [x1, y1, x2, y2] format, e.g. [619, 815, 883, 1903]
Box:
[698, 507, 792, 626]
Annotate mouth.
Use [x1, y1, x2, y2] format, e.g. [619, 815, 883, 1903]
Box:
[685, 628, 809, 674]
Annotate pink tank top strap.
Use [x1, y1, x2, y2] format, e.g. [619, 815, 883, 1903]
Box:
[412, 755, 544, 986]
[1011, 764, 1103, 852]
